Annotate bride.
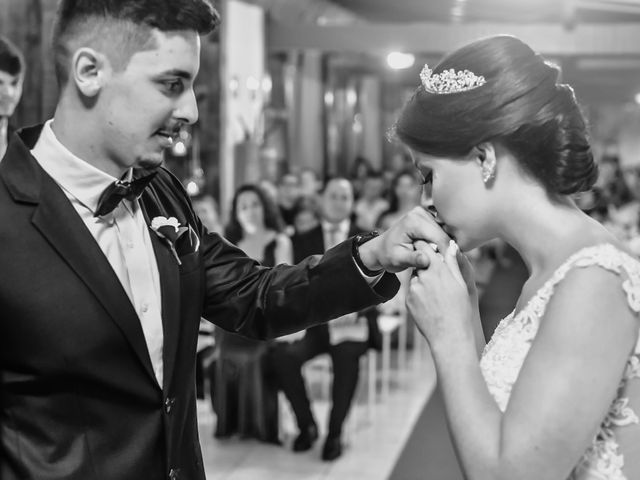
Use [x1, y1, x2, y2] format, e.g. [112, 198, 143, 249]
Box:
[394, 35, 640, 479]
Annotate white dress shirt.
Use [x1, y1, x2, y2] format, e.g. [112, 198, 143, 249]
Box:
[31, 120, 165, 386]
[321, 220, 369, 344]
[321, 219, 351, 251]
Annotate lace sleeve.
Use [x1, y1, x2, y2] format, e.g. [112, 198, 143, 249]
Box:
[536, 244, 640, 325]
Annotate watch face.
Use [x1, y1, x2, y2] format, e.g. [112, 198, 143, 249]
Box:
[358, 231, 378, 245]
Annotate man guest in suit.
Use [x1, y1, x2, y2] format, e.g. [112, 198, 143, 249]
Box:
[269, 177, 383, 461]
[0, 1, 450, 479]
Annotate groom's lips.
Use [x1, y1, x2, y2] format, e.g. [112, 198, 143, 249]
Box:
[155, 129, 175, 139]
[154, 128, 179, 148]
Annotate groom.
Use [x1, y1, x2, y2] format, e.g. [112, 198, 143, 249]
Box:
[0, 1, 449, 479]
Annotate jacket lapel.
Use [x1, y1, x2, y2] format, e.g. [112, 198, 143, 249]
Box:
[139, 189, 181, 392]
[2, 127, 160, 388]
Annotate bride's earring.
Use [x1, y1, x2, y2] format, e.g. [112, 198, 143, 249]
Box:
[481, 156, 496, 184]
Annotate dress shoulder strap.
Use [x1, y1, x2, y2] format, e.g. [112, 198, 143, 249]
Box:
[521, 244, 640, 325]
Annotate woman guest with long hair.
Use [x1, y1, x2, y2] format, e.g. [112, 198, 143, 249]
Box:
[376, 169, 422, 231]
[213, 184, 293, 443]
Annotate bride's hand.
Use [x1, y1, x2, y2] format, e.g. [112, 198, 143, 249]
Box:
[406, 240, 475, 349]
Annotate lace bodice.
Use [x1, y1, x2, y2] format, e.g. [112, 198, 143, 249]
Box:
[480, 244, 640, 480]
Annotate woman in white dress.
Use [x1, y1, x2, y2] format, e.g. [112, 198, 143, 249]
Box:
[394, 35, 640, 479]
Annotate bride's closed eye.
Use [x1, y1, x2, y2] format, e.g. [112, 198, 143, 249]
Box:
[418, 168, 433, 186]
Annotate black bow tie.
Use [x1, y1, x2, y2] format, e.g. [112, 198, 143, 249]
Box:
[94, 171, 158, 217]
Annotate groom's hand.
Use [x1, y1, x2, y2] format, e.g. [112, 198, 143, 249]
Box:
[358, 207, 450, 273]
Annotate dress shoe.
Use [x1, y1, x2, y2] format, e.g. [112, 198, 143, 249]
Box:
[292, 423, 318, 452]
[321, 436, 343, 461]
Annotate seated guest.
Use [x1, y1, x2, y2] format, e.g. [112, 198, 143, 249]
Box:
[0, 36, 24, 160]
[348, 155, 374, 199]
[299, 167, 321, 198]
[354, 171, 389, 231]
[213, 184, 293, 443]
[192, 193, 223, 234]
[276, 173, 301, 232]
[291, 195, 321, 235]
[376, 169, 422, 231]
[268, 177, 381, 461]
[191, 194, 223, 400]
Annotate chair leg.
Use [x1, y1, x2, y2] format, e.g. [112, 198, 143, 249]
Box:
[382, 330, 391, 401]
[412, 325, 423, 369]
[367, 350, 377, 422]
[398, 318, 407, 373]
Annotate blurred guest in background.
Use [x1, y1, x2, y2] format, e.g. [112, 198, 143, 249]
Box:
[192, 193, 223, 234]
[580, 154, 640, 255]
[276, 172, 301, 233]
[299, 167, 321, 198]
[191, 194, 222, 400]
[376, 169, 422, 231]
[0, 36, 24, 160]
[349, 155, 375, 199]
[258, 178, 279, 204]
[269, 177, 381, 461]
[597, 154, 634, 208]
[383, 150, 414, 187]
[354, 170, 389, 231]
[291, 194, 321, 235]
[226, 184, 293, 266]
[215, 184, 293, 443]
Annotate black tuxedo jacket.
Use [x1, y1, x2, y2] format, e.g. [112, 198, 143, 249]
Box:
[0, 126, 399, 480]
[291, 224, 383, 350]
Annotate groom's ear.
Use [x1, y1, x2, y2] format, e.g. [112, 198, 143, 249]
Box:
[71, 47, 110, 98]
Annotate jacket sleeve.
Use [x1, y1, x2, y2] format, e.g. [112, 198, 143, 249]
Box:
[145, 167, 400, 340]
[199, 231, 400, 340]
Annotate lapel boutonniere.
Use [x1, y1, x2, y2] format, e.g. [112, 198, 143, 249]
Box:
[150, 216, 188, 265]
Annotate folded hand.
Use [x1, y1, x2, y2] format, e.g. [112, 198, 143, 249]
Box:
[358, 206, 451, 273]
[407, 240, 475, 348]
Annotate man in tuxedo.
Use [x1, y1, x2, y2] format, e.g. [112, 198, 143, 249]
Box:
[0, 2, 450, 479]
[269, 178, 382, 461]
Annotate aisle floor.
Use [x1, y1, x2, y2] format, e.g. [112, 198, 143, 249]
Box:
[197, 344, 437, 480]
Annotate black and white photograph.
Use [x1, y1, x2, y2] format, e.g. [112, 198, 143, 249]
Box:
[1, 1, 640, 479]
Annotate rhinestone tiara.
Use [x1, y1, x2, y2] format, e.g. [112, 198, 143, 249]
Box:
[420, 64, 486, 94]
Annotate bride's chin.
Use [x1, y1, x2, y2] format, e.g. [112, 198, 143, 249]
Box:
[448, 232, 473, 253]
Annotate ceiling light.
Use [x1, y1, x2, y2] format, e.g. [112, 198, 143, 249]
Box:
[635, 92, 640, 105]
[387, 52, 415, 70]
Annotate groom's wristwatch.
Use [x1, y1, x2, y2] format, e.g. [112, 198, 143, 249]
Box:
[352, 231, 384, 276]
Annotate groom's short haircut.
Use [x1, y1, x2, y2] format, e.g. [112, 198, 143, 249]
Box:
[51, 0, 220, 87]
[0, 36, 24, 77]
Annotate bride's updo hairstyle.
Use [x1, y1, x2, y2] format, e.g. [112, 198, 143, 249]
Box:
[393, 35, 597, 195]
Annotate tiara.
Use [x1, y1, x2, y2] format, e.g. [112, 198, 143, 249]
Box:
[420, 64, 486, 94]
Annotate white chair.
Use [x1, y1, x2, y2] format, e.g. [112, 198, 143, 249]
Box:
[377, 313, 404, 401]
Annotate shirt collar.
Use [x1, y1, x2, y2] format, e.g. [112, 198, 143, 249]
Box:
[30, 119, 131, 214]
[322, 219, 350, 234]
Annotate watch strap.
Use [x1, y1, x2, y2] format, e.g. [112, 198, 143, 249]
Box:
[352, 231, 384, 276]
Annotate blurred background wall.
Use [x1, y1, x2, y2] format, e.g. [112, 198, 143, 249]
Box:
[2, 0, 640, 217]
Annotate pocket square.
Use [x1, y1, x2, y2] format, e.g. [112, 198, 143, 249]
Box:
[177, 224, 200, 256]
